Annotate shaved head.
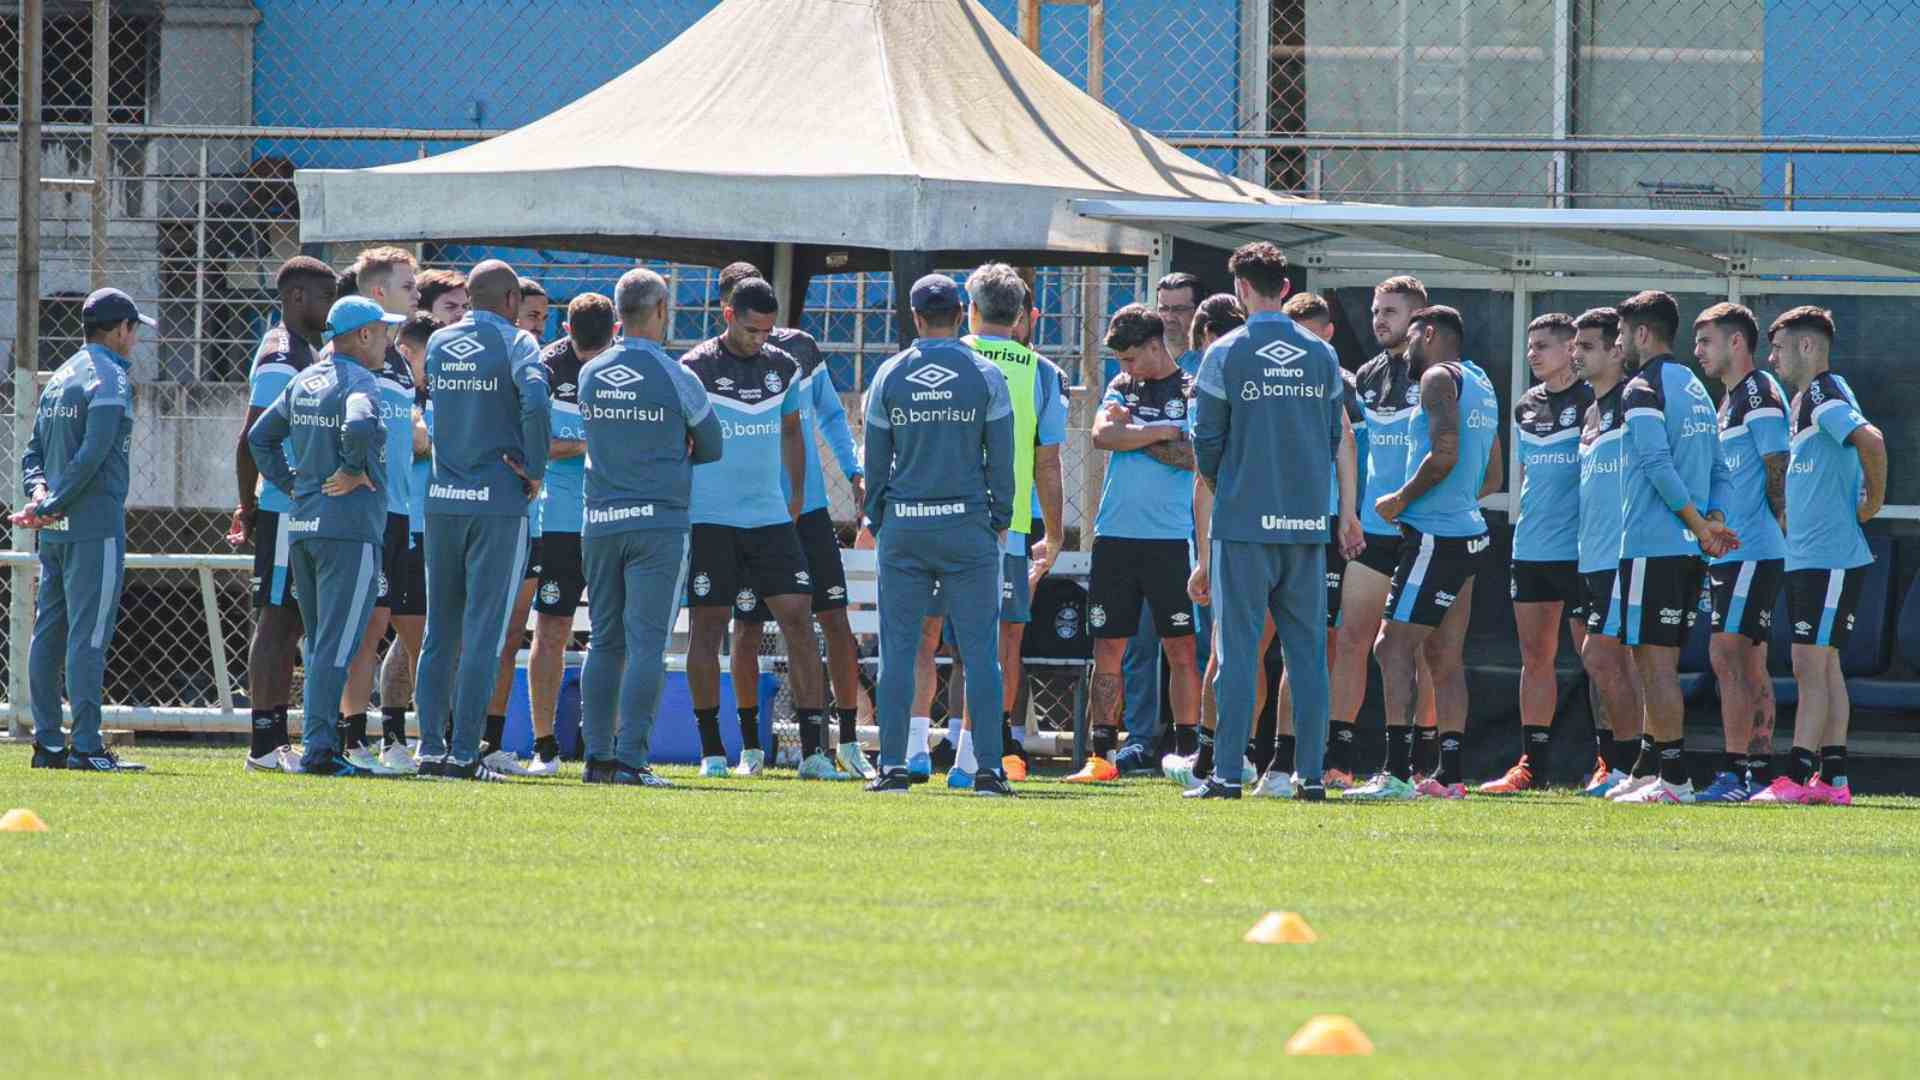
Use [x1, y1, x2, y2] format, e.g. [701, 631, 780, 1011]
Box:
[467, 259, 522, 318]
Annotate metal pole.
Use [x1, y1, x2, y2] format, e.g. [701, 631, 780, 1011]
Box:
[1079, 5, 1105, 553]
[1551, 0, 1572, 210]
[90, 0, 110, 288]
[1236, 0, 1272, 186]
[198, 567, 234, 722]
[1783, 159, 1796, 212]
[11, 0, 45, 737]
[1507, 274, 1529, 518]
[771, 242, 796, 328]
[193, 142, 207, 378]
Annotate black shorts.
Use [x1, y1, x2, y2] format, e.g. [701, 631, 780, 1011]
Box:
[1088, 537, 1194, 639]
[1583, 570, 1622, 638]
[1383, 527, 1487, 628]
[524, 533, 543, 580]
[1785, 566, 1867, 650]
[251, 508, 298, 609]
[1352, 530, 1403, 579]
[532, 531, 587, 618]
[739, 507, 850, 621]
[1510, 559, 1587, 619]
[1616, 554, 1707, 649]
[384, 528, 427, 617]
[374, 514, 411, 614]
[1707, 558, 1784, 644]
[687, 521, 810, 611]
[1324, 542, 1347, 628]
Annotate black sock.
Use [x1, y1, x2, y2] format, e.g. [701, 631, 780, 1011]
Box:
[1658, 739, 1688, 786]
[1193, 731, 1215, 779]
[482, 713, 506, 754]
[1329, 721, 1357, 773]
[273, 706, 291, 750]
[1610, 735, 1639, 775]
[1413, 726, 1439, 776]
[1091, 726, 1118, 759]
[1748, 753, 1773, 786]
[332, 714, 349, 752]
[249, 709, 279, 758]
[736, 705, 761, 751]
[1597, 727, 1614, 766]
[797, 708, 823, 757]
[1273, 734, 1297, 775]
[533, 734, 560, 762]
[695, 707, 725, 757]
[1785, 746, 1816, 785]
[1630, 734, 1656, 778]
[381, 706, 409, 747]
[1436, 733, 1464, 785]
[1522, 725, 1551, 770]
[835, 707, 857, 744]
[1002, 712, 1018, 748]
[1819, 745, 1847, 786]
[1722, 751, 1744, 777]
[1386, 725, 1413, 780]
[1175, 725, 1198, 757]
[346, 712, 369, 750]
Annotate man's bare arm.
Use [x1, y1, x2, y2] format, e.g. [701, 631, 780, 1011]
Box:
[1763, 451, 1789, 520]
[1479, 434, 1504, 499]
[1143, 431, 1196, 471]
[1395, 368, 1460, 504]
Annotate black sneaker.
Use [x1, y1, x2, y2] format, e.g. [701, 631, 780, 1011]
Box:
[67, 748, 134, 772]
[582, 758, 618, 785]
[1113, 743, 1157, 776]
[865, 768, 913, 794]
[928, 738, 957, 773]
[443, 759, 512, 782]
[973, 771, 1019, 798]
[303, 754, 368, 778]
[1291, 782, 1327, 802]
[30, 743, 69, 769]
[1182, 777, 1242, 799]
[416, 757, 448, 779]
[610, 765, 671, 788]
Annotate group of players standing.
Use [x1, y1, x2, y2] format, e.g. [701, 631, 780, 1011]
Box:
[15, 241, 1886, 802]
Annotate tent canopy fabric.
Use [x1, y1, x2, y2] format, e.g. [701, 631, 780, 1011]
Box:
[295, 0, 1294, 262]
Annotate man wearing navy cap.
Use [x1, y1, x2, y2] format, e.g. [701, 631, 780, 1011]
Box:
[863, 274, 1017, 795]
[18, 288, 151, 771]
[247, 297, 399, 775]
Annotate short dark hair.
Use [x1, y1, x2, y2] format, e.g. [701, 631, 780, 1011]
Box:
[566, 293, 615, 352]
[1282, 291, 1331, 324]
[1526, 312, 1577, 343]
[518, 277, 547, 301]
[1374, 275, 1428, 306]
[398, 313, 439, 348]
[84, 318, 134, 340]
[275, 255, 334, 296]
[1155, 272, 1203, 304]
[1695, 302, 1759, 354]
[1573, 306, 1620, 345]
[1190, 293, 1246, 352]
[726, 277, 779, 317]
[718, 261, 761, 300]
[335, 268, 359, 298]
[1104, 303, 1165, 353]
[416, 269, 467, 312]
[1409, 304, 1465, 343]
[1768, 305, 1835, 343]
[1617, 290, 1680, 344]
[1227, 242, 1290, 298]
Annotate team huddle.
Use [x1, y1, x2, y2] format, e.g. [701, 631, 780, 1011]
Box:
[14, 242, 1886, 802]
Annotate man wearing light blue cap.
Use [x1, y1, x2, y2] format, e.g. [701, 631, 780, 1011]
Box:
[18, 288, 150, 772]
[246, 296, 397, 776]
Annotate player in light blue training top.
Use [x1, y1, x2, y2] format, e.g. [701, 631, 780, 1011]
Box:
[19, 288, 148, 773]
[1608, 290, 1736, 806]
[1691, 302, 1790, 802]
[1353, 305, 1501, 803]
[1751, 306, 1885, 807]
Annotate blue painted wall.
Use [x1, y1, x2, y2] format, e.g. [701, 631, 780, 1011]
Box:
[1762, 0, 1920, 211]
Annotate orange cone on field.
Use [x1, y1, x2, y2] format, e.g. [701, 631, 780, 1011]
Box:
[1284, 1015, 1374, 1056]
[0, 808, 49, 832]
[1242, 910, 1317, 944]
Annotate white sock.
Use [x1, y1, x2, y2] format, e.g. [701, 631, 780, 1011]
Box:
[956, 728, 977, 773]
[910, 716, 930, 756]
[947, 713, 965, 746]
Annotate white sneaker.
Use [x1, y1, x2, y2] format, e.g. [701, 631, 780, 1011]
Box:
[1616, 778, 1693, 804]
[798, 751, 849, 780]
[732, 748, 766, 777]
[481, 749, 531, 777]
[1605, 774, 1661, 802]
[698, 755, 730, 778]
[1161, 753, 1194, 787]
[344, 745, 385, 773]
[377, 742, 418, 775]
[1254, 770, 1296, 798]
[835, 741, 878, 780]
[523, 753, 561, 778]
[245, 745, 298, 773]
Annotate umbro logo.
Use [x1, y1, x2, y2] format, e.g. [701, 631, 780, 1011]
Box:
[716, 377, 735, 390]
[1795, 620, 1812, 633]
[1253, 339, 1307, 368]
[442, 335, 485, 361]
[1685, 380, 1712, 401]
[905, 365, 959, 391]
[598, 364, 644, 389]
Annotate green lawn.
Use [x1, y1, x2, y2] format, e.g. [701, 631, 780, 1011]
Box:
[3, 746, 1918, 1078]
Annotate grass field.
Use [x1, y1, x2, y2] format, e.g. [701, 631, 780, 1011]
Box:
[4, 745, 1918, 1078]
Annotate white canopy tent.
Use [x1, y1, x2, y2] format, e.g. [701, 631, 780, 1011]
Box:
[293, 0, 1292, 282]
[1074, 199, 1920, 518]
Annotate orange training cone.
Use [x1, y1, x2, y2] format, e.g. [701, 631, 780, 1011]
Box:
[0, 808, 49, 833]
[1284, 1015, 1374, 1056]
[1243, 910, 1317, 944]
